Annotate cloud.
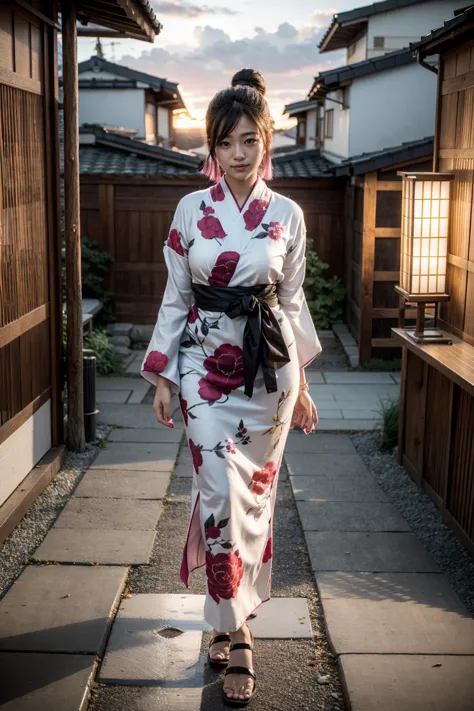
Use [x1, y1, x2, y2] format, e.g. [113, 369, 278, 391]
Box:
[307, 10, 338, 28]
[119, 20, 344, 121]
[151, 1, 238, 18]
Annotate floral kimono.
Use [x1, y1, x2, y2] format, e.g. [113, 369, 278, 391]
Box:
[141, 175, 321, 632]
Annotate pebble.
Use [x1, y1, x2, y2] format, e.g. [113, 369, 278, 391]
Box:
[331, 692, 340, 699]
[317, 675, 330, 685]
[352, 432, 474, 615]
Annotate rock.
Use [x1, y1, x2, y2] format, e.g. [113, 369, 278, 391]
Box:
[109, 335, 131, 348]
[130, 325, 154, 343]
[331, 692, 340, 699]
[108, 323, 133, 337]
[114, 346, 133, 358]
[317, 675, 330, 685]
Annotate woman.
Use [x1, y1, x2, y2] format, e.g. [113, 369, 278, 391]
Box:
[141, 68, 321, 707]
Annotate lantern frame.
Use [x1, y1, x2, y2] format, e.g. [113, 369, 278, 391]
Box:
[395, 171, 454, 345]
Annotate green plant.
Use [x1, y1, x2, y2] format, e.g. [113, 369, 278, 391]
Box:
[353, 358, 402, 372]
[87, 329, 124, 376]
[376, 397, 399, 452]
[303, 247, 346, 329]
[62, 237, 114, 320]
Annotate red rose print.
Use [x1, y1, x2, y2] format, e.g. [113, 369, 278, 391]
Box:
[189, 438, 203, 474]
[210, 183, 225, 202]
[198, 377, 227, 401]
[206, 549, 244, 604]
[188, 305, 199, 324]
[206, 526, 221, 539]
[208, 251, 240, 287]
[167, 228, 185, 256]
[250, 461, 277, 497]
[204, 344, 244, 392]
[225, 438, 237, 454]
[143, 350, 169, 376]
[243, 199, 269, 231]
[262, 537, 272, 563]
[268, 222, 284, 240]
[179, 395, 188, 426]
[197, 208, 227, 240]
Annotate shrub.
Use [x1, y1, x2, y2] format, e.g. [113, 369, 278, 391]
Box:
[87, 330, 124, 376]
[62, 236, 114, 321]
[303, 247, 346, 329]
[376, 397, 399, 452]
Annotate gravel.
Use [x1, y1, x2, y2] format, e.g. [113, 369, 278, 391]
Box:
[351, 432, 474, 616]
[0, 424, 110, 600]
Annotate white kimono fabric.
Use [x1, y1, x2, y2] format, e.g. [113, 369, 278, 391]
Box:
[141, 176, 321, 631]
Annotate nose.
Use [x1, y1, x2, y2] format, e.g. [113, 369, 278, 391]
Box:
[234, 144, 245, 160]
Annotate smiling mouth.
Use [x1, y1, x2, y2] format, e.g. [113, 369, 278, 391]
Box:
[232, 165, 249, 169]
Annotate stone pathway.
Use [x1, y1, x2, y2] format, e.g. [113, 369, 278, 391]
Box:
[285, 433, 474, 711]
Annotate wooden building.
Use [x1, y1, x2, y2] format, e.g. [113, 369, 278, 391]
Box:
[0, 0, 161, 543]
[395, 5, 474, 551]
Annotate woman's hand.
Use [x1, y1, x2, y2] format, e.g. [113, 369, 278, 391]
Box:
[153, 377, 174, 428]
[290, 389, 318, 434]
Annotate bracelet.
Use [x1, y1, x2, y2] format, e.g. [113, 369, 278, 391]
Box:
[299, 382, 309, 391]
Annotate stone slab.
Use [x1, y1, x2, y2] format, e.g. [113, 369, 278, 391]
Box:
[97, 404, 160, 428]
[175, 450, 193, 477]
[324, 372, 398, 384]
[391, 373, 401, 383]
[108, 426, 183, 443]
[297, 501, 410, 532]
[74, 470, 170, 499]
[339, 654, 474, 711]
[0, 565, 127, 653]
[290, 474, 388, 502]
[316, 419, 379, 431]
[97, 377, 137, 390]
[285, 434, 357, 454]
[34, 528, 156, 565]
[305, 531, 440, 572]
[126, 355, 144, 375]
[309, 384, 399, 402]
[245, 597, 312, 639]
[311, 408, 344, 419]
[128, 383, 151, 405]
[90, 442, 179, 471]
[341, 408, 379, 420]
[0, 653, 97, 710]
[305, 371, 326, 384]
[318, 572, 474, 654]
[54, 498, 163, 531]
[285, 452, 368, 477]
[96, 390, 131, 404]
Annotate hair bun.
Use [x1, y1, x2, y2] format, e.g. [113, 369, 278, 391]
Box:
[231, 68, 266, 96]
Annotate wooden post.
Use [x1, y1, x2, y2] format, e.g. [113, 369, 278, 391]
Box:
[359, 172, 377, 364]
[62, 1, 85, 452]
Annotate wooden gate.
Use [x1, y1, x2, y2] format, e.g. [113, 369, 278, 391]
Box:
[0, 3, 63, 511]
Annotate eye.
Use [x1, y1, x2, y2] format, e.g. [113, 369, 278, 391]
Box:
[246, 138, 257, 145]
[218, 140, 230, 147]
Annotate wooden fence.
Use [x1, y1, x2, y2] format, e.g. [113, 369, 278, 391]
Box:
[80, 175, 346, 323]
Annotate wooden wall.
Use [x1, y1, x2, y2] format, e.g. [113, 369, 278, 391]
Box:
[437, 43, 474, 345]
[345, 159, 432, 363]
[0, 2, 62, 505]
[80, 175, 346, 324]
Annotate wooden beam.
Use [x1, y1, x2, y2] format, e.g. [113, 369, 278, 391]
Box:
[62, 1, 84, 452]
[0, 65, 41, 94]
[371, 338, 397, 347]
[373, 271, 399, 281]
[375, 227, 401, 238]
[359, 172, 377, 364]
[447, 253, 474, 273]
[0, 305, 49, 348]
[441, 69, 474, 96]
[439, 148, 474, 159]
[0, 389, 51, 446]
[376, 182, 402, 191]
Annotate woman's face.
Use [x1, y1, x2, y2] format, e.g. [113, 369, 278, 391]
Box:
[214, 114, 266, 182]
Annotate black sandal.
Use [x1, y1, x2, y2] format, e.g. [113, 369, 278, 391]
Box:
[222, 630, 256, 707]
[207, 633, 231, 667]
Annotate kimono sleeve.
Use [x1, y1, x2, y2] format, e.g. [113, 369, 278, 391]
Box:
[140, 198, 193, 395]
[277, 212, 322, 369]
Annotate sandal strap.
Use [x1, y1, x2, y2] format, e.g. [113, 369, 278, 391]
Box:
[229, 641, 252, 652]
[209, 634, 231, 647]
[225, 666, 256, 682]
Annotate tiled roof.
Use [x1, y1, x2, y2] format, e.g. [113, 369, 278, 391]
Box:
[319, 0, 426, 53]
[272, 149, 335, 178]
[283, 99, 320, 117]
[310, 48, 415, 98]
[329, 136, 433, 176]
[410, 4, 474, 56]
[75, 123, 201, 175]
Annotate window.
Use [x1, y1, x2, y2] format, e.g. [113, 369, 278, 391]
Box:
[296, 116, 306, 146]
[325, 109, 334, 139]
[374, 36, 384, 49]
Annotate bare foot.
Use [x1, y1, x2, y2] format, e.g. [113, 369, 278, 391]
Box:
[209, 629, 230, 663]
[223, 623, 255, 702]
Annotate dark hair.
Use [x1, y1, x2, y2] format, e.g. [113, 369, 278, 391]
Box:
[202, 68, 273, 181]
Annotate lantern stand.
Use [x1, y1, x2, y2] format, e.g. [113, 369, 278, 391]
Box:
[396, 171, 455, 346]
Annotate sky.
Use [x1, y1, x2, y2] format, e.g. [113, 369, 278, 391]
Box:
[76, 1, 357, 128]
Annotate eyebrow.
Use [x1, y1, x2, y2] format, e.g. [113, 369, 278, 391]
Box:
[222, 131, 258, 139]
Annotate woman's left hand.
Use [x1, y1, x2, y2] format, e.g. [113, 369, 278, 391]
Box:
[290, 390, 318, 434]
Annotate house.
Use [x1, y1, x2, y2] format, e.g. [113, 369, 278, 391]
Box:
[284, 0, 460, 160]
[0, 0, 161, 543]
[394, 4, 474, 551]
[77, 56, 189, 148]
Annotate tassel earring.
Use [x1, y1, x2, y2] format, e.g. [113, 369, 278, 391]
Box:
[201, 155, 222, 182]
[259, 153, 273, 181]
